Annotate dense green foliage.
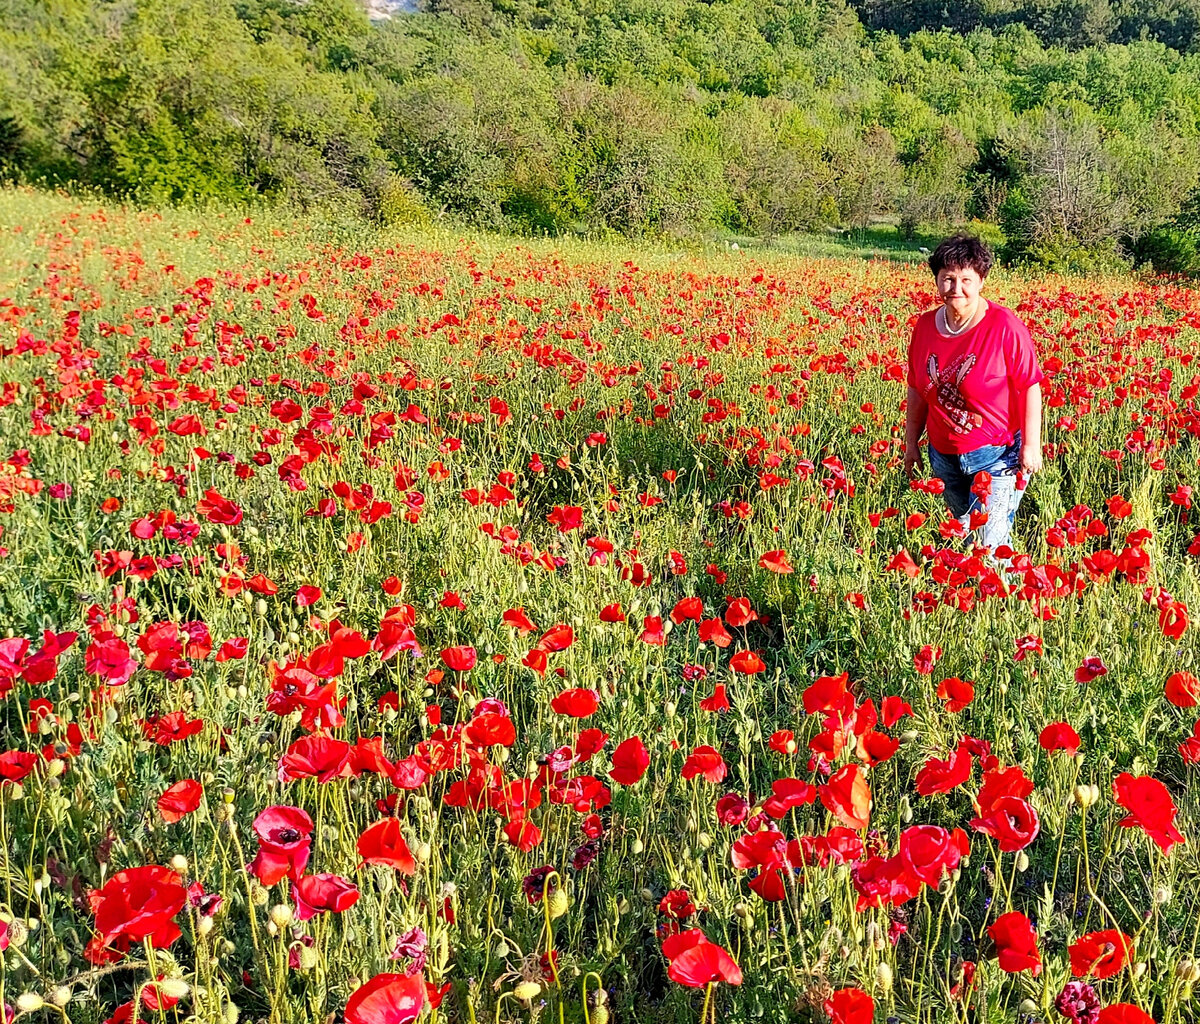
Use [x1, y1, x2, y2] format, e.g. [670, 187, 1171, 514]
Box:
[6, 0, 1200, 267]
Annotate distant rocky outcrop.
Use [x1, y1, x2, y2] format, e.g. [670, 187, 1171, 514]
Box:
[363, 0, 418, 18]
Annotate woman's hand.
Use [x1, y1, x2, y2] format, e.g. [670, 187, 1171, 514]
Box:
[1019, 441, 1043, 478]
[903, 445, 924, 479]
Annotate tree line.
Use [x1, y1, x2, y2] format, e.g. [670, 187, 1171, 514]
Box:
[6, 0, 1200, 271]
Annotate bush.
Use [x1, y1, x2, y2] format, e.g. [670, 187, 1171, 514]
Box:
[1130, 225, 1200, 276]
[376, 173, 434, 226]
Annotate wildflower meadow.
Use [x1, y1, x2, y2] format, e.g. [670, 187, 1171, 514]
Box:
[0, 188, 1198, 1024]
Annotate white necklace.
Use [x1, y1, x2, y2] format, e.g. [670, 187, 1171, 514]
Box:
[940, 304, 978, 337]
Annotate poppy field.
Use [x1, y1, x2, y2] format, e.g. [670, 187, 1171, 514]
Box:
[2, 188, 1200, 1024]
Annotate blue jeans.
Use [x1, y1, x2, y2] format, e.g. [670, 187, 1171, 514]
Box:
[927, 431, 1025, 555]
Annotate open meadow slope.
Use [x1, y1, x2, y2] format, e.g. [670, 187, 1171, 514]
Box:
[0, 188, 1198, 1023]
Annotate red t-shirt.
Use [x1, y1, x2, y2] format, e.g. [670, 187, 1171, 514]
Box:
[907, 302, 1044, 455]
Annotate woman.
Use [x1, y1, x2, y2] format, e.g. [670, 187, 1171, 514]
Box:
[903, 234, 1043, 556]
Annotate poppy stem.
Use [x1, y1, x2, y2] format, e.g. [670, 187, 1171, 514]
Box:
[700, 981, 713, 1024]
[581, 971, 604, 1024]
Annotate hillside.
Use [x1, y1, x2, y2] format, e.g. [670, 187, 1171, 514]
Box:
[4, 0, 1200, 271]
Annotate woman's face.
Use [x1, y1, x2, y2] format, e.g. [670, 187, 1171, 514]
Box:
[935, 265, 984, 317]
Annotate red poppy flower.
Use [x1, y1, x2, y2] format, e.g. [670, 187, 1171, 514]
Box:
[249, 806, 314, 886]
[0, 751, 38, 783]
[502, 608, 537, 635]
[698, 617, 732, 647]
[730, 649, 765, 674]
[1069, 929, 1134, 980]
[937, 677, 974, 712]
[758, 549, 794, 574]
[551, 687, 600, 718]
[85, 633, 137, 685]
[502, 819, 542, 852]
[546, 505, 583, 532]
[1112, 773, 1186, 854]
[357, 818, 417, 874]
[825, 988, 873, 1024]
[609, 736, 649, 785]
[820, 763, 871, 830]
[970, 795, 1040, 852]
[915, 740, 973, 796]
[1039, 722, 1081, 755]
[762, 778, 817, 818]
[344, 973, 426, 1024]
[988, 912, 1041, 975]
[92, 865, 187, 949]
[681, 745, 727, 783]
[724, 598, 757, 628]
[599, 602, 626, 623]
[279, 734, 353, 783]
[913, 644, 942, 675]
[196, 488, 242, 525]
[295, 585, 322, 607]
[1074, 656, 1108, 683]
[803, 672, 851, 715]
[293, 874, 360, 921]
[440, 646, 476, 672]
[1161, 601, 1189, 640]
[537, 624, 574, 652]
[898, 825, 969, 886]
[157, 779, 202, 824]
[1096, 1005, 1155, 1024]
[1166, 671, 1200, 707]
[640, 616, 666, 645]
[662, 929, 742, 987]
[464, 712, 516, 748]
[670, 597, 703, 624]
[699, 684, 731, 712]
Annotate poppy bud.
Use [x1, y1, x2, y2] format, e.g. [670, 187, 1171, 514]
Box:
[198, 916, 214, 937]
[1155, 885, 1173, 904]
[46, 758, 65, 778]
[223, 1001, 240, 1024]
[640, 888, 655, 904]
[1018, 999, 1038, 1015]
[269, 905, 292, 928]
[1134, 961, 1148, 979]
[250, 883, 268, 907]
[591, 1006, 610, 1024]
[514, 982, 542, 1004]
[900, 730, 919, 745]
[664, 702, 676, 718]
[494, 940, 509, 958]
[631, 837, 644, 854]
[158, 979, 190, 1000]
[949, 922, 962, 941]
[170, 855, 189, 874]
[16, 994, 44, 1013]
[50, 986, 72, 1007]
[1016, 851, 1030, 872]
[899, 795, 912, 823]
[1074, 784, 1100, 809]
[299, 944, 320, 970]
[875, 962, 893, 994]
[938, 876, 955, 895]
[547, 889, 569, 919]
[696, 832, 712, 850]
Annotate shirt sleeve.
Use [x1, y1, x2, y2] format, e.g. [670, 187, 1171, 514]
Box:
[1005, 315, 1044, 391]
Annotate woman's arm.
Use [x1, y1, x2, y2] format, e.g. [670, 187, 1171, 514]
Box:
[1019, 383, 1043, 476]
[903, 385, 928, 477]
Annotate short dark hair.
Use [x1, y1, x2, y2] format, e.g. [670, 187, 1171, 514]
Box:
[929, 234, 993, 279]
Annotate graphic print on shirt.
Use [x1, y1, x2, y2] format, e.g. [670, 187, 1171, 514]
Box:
[925, 353, 984, 434]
